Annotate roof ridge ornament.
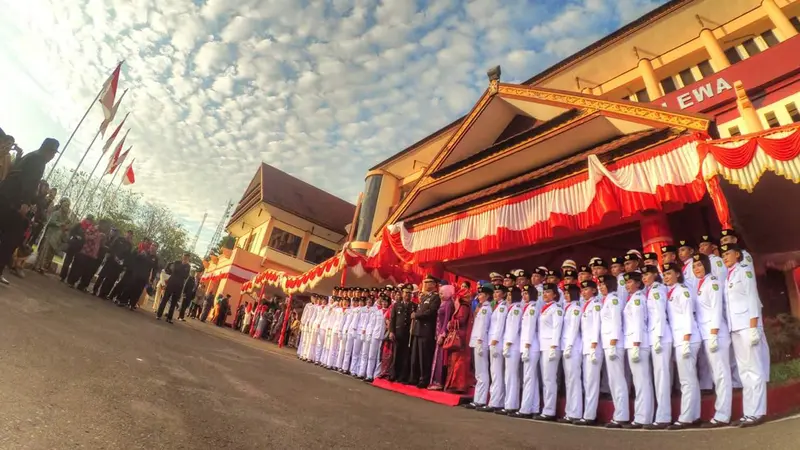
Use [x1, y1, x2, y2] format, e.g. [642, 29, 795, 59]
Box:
[487, 65, 501, 95]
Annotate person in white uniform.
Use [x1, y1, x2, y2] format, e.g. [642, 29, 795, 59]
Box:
[678, 240, 713, 391]
[512, 284, 540, 419]
[305, 297, 322, 361]
[314, 297, 333, 364]
[662, 263, 703, 430]
[364, 294, 386, 381]
[699, 236, 728, 281]
[326, 298, 344, 369]
[641, 265, 673, 429]
[343, 297, 364, 374]
[349, 296, 367, 376]
[297, 300, 313, 359]
[692, 253, 733, 428]
[721, 243, 768, 428]
[599, 274, 630, 428]
[559, 283, 583, 423]
[336, 297, 354, 370]
[357, 297, 376, 378]
[576, 280, 603, 426]
[299, 297, 316, 360]
[466, 285, 494, 410]
[622, 271, 654, 428]
[499, 286, 524, 415]
[609, 257, 629, 304]
[481, 286, 510, 412]
[535, 283, 563, 421]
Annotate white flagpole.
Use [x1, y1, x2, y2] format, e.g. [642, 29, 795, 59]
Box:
[46, 89, 104, 180]
[62, 128, 102, 193]
[98, 163, 128, 217]
[85, 153, 130, 217]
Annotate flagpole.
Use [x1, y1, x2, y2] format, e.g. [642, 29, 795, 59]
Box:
[98, 168, 126, 217]
[46, 89, 104, 180]
[71, 149, 107, 213]
[62, 128, 101, 193]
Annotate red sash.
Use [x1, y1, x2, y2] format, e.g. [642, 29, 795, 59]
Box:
[697, 276, 708, 295]
[582, 300, 594, 313]
[522, 302, 532, 314]
[541, 302, 556, 314]
[667, 287, 676, 299]
[727, 264, 737, 282]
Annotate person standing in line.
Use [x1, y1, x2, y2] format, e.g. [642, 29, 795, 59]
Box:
[599, 274, 630, 428]
[721, 243, 768, 428]
[559, 284, 583, 423]
[498, 286, 523, 415]
[576, 280, 603, 426]
[156, 253, 192, 323]
[535, 283, 563, 421]
[95, 230, 133, 298]
[335, 296, 353, 371]
[347, 296, 365, 372]
[512, 284, 540, 419]
[663, 262, 703, 430]
[428, 283, 455, 391]
[178, 270, 197, 322]
[339, 294, 358, 372]
[33, 198, 71, 274]
[327, 297, 345, 370]
[408, 275, 441, 389]
[356, 296, 376, 377]
[60, 217, 90, 283]
[365, 294, 387, 382]
[444, 285, 473, 393]
[622, 271, 654, 429]
[466, 284, 493, 410]
[304, 297, 322, 361]
[641, 264, 673, 429]
[123, 242, 158, 310]
[480, 285, 509, 413]
[298, 296, 315, 359]
[389, 285, 415, 381]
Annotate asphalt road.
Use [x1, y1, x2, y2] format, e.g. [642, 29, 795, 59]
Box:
[0, 275, 798, 450]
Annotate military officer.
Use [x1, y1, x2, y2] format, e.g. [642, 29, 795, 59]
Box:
[560, 283, 583, 423]
[598, 274, 630, 428]
[536, 283, 563, 421]
[622, 271, 654, 428]
[499, 286, 524, 415]
[577, 280, 603, 426]
[481, 285, 509, 412]
[642, 264, 673, 429]
[489, 272, 503, 289]
[408, 275, 441, 388]
[532, 267, 547, 302]
[721, 243, 768, 428]
[466, 284, 494, 410]
[388, 284, 415, 382]
[513, 284, 540, 419]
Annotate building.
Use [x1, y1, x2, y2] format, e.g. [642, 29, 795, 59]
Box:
[349, 0, 800, 316]
[202, 163, 356, 323]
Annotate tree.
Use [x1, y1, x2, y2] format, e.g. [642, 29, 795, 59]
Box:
[209, 234, 236, 256]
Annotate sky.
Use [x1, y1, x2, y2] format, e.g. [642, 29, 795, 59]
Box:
[0, 0, 666, 254]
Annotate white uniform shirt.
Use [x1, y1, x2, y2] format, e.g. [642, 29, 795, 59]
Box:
[709, 254, 728, 281]
[742, 249, 754, 266]
[349, 306, 363, 336]
[616, 274, 629, 304]
[489, 302, 510, 345]
[312, 304, 326, 330]
[623, 290, 649, 348]
[359, 305, 373, 338]
[666, 284, 702, 345]
[580, 298, 602, 355]
[340, 307, 354, 335]
[601, 292, 624, 349]
[682, 260, 699, 296]
[520, 301, 540, 353]
[695, 274, 730, 341]
[538, 302, 564, 350]
[646, 282, 672, 344]
[503, 303, 524, 348]
[560, 300, 582, 351]
[370, 307, 386, 340]
[725, 263, 763, 332]
[470, 302, 492, 348]
[331, 307, 344, 335]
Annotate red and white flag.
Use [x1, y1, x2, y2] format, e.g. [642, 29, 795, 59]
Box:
[98, 62, 123, 126]
[123, 160, 136, 185]
[101, 112, 129, 153]
[99, 89, 128, 136]
[105, 130, 129, 175]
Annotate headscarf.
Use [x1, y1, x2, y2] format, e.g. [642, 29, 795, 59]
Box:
[439, 284, 455, 300]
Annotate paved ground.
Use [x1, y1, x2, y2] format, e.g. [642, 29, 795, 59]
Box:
[1, 275, 799, 449]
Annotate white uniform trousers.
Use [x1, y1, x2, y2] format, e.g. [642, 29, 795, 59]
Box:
[604, 348, 630, 422]
[731, 329, 767, 418]
[336, 336, 348, 369]
[731, 347, 743, 388]
[314, 331, 325, 362]
[366, 338, 382, 379]
[582, 349, 604, 421]
[341, 335, 356, 372]
[761, 336, 771, 383]
[473, 347, 490, 406]
[540, 350, 562, 416]
[327, 334, 341, 367]
[704, 339, 733, 422]
[651, 345, 673, 424]
[350, 337, 364, 375]
[305, 330, 317, 360]
[297, 330, 304, 357]
[503, 348, 521, 411]
[697, 344, 714, 390]
[321, 332, 332, 365]
[520, 351, 541, 414]
[488, 347, 505, 408]
[675, 342, 701, 423]
[357, 335, 372, 377]
[562, 351, 583, 419]
[627, 347, 654, 425]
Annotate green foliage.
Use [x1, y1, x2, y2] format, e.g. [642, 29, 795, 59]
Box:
[770, 358, 800, 385]
[48, 168, 189, 263]
[764, 313, 800, 363]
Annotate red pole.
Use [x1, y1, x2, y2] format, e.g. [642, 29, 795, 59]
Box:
[278, 294, 292, 348]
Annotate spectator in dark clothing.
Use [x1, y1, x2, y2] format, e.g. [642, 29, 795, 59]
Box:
[94, 230, 133, 298]
[178, 271, 197, 321]
[0, 204, 31, 285]
[60, 217, 92, 282]
[157, 252, 192, 323]
[123, 242, 158, 310]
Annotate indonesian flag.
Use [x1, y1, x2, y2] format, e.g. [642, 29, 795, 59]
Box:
[109, 148, 131, 175]
[101, 112, 129, 153]
[105, 129, 129, 175]
[123, 160, 136, 185]
[99, 89, 128, 136]
[98, 62, 123, 128]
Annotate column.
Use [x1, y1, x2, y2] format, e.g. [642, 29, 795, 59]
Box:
[734, 80, 764, 134]
[637, 58, 662, 101]
[699, 28, 730, 72]
[640, 213, 673, 264]
[352, 172, 385, 254]
[762, 0, 798, 40]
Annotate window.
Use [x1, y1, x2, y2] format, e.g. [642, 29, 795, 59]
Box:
[741, 38, 761, 57]
[304, 241, 336, 265]
[249, 232, 260, 253]
[635, 88, 650, 103]
[660, 76, 677, 94]
[267, 227, 302, 256]
[764, 111, 781, 128]
[698, 60, 714, 78]
[678, 69, 696, 87]
[791, 17, 800, 33]
[761, 30, 779, 48]
[786, 102, 800, 123]
[724, 47, 742, 64]
[728, 126, 741, 137]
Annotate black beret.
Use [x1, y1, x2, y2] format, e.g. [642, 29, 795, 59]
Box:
[661, 245, 677, 254]
[580, 280, 598, 289]
[643, 264, 660, 275]
[642, 252, 658, 261]
[623, 271, 642, 282]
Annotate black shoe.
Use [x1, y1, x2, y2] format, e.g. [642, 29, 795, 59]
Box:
[364, 378, 373, 383]
[477, 406, 495, 413]
[510, 412, 533, 419]
[574, 418, 596, 426]
[416, 383, 429, 389]
[535, 414, 556, 421]
[464, 403, 479, 410]
[557, 417, 572, 424]
[667, 421, 692, 430]
[605, 420, 626, 429]
[156, 317, 161, 320]
[738, 416, 764, 428]
[644, 422, 669, 430]
[494, 409, 508, 415]
[166, 319, 173, 324]
[700, 419, 730, 429]
[626, 422, 644, 429]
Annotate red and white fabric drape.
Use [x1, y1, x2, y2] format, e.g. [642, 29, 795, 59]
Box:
[382, 134, 707, 264]
[200, 263, 258, 284]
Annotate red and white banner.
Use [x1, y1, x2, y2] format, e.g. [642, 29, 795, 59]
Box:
[122, 162, 135, 185]
[102, 112, 129, 153]
[201, 263, 258, 285]
[99, 63, 122, 126]
[99, 89, 128, 136]
[105, 130, 129, 175]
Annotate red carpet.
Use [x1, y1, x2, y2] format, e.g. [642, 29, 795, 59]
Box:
[371, 379, 470, 406]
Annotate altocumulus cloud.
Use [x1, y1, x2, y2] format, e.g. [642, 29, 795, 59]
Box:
[0, 0, 665, 251]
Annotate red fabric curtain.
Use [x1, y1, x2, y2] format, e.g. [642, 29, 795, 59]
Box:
[698, 127, 800, 169]
[705, 175, 732, 229]
[757, 128, 800, 161]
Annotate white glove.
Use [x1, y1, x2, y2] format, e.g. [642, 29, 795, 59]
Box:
[590, 349, 598, 364]
[477, 346, 484, 357]
[631, 346, 641, 363]
[491, 345, 499, 359]
[653, 338, 662, 354]
[608, 346, 618, 361]
[709, 334, 719, 353]
[521, 347, 530, 362]
[681, 340, 691, 359]
[502, 345, 510, 358]
[548, 347, 557, 361]
[563, 345, 572, 359]
[750, 328, 761, 347]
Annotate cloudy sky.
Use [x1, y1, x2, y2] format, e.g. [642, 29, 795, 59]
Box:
[0, 0, 665, 252]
